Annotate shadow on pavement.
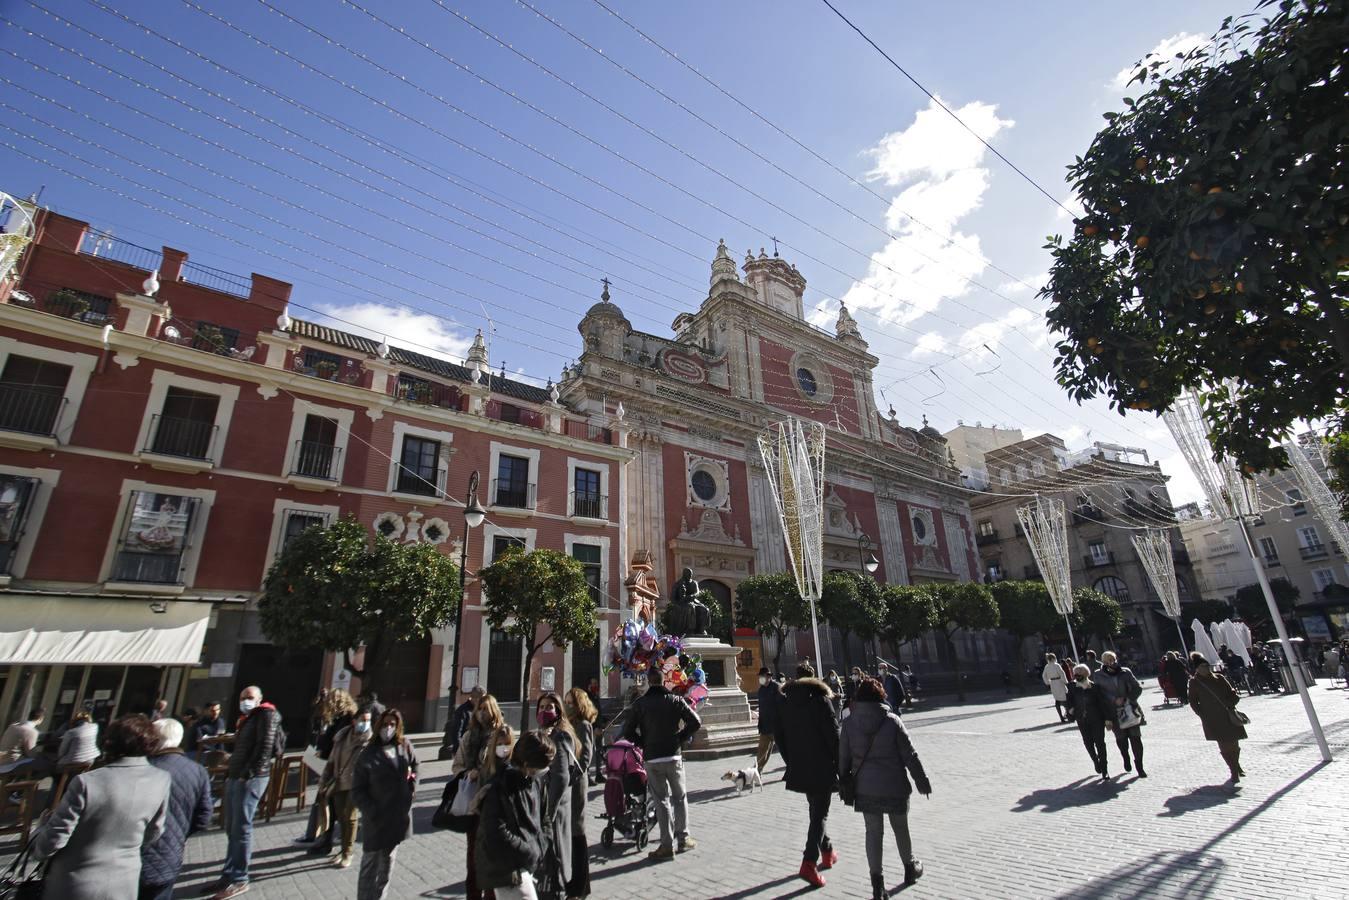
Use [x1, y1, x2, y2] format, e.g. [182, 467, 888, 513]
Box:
[1050, 849, 1226, 900]
[1010, 721, 1076, 733]
[718, 874, 814, 899]
[1157, 784, 1238, 818]
[1011, 777, 1127, 813]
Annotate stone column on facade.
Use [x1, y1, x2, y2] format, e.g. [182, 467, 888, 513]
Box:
[874, 490, 911, 586]
[464, 379, 490, 416]
[748, 464, 787, 575]
[115, 292, 170, 337]
[942, 512, 973, 582]
[256, 329, 301, 370]
[362, 357, 398, 396]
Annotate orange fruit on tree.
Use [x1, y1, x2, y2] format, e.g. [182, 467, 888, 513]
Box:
[1189, 249, 1203, 261]
[1135, 236, 1150, 249]
[1134, 157, 1149, 171]
[1083, 224, 1099, 236]
[1207, 186, 1223, 194]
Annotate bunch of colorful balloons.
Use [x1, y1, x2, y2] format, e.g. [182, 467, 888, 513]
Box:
[604, 619, 710, 708]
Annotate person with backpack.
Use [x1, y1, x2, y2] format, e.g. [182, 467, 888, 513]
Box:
[476, 730, 556, 899]
[208, 686, 283, 900]
[351, 707, 419, 899]
[839, 676, 930, 899]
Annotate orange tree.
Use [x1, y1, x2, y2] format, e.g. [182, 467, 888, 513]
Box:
[1041, 0, 1348, 473]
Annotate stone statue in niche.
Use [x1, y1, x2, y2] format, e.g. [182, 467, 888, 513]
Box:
[666, 567, 711, 637]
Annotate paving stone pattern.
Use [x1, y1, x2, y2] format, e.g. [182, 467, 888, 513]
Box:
[10, 680, 1348, 898]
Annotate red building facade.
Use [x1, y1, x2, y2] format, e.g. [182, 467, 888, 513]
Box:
[563, 241, 988, 677]
[0, 209, 630, 736]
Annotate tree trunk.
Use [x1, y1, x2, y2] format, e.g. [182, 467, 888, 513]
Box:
[947, 629, 964, 701]
[519, 642, 539, 735]
[839, 628, 853, 673]
[771, 628, 785, 674]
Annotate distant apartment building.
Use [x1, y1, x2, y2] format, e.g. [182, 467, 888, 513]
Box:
[956, 432, 1197, 665]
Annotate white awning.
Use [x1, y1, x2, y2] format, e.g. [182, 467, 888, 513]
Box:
[0, 596, 211, 666]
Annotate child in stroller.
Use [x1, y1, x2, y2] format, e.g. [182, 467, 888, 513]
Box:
[598, 738, 656, 851]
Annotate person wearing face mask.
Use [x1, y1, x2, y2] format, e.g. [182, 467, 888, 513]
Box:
[533, 692, 579, 899]
[320, 702, 381, 869]
[351, 708, 419, 900]
[208, 686, 282, 899]
[442, 685, 486, 761]
[756, 667, 785, 772]
[1067, 665, 1113, 780]
[477, 730, 556, 899]
[452, 694, 506, 900]
[1092, 651, 1147, 777]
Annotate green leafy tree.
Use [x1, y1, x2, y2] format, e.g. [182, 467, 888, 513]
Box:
[878, 584, 936, 666]
[259, 516, 460, 698]
[1041, 0, 1349, 473]
[734, 573, 810, 673]
[1069, 588, 1125, 647]
[657, 590, 733, 644]
[819, 571, 885, 671]
[990, 580, 1059, 682]
[1326, 432, 1349, 522]
[926, 582, 999, 700]
[479, 546, 597, 732]
[1234, 577, 1300, 639]
[1182, 598, 1236, 626]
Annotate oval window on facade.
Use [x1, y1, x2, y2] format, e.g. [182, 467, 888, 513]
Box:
[796, 367, 818, 397]
[691, 469, 718, 502]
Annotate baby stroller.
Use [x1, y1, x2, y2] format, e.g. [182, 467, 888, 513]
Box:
[598, 739, 656, 851]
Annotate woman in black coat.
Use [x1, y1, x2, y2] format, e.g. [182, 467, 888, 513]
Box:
[774, 664, 840, 889]
[351, 708, 419, 900]
[1067, 664, 1114, 780]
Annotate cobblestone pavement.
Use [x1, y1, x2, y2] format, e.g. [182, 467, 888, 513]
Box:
[10, 679, 1347, 898]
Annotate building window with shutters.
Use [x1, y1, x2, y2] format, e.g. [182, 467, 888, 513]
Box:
[571, 543, 603, 604]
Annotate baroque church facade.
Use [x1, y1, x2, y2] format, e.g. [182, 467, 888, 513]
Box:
[561, 242, 999, 676]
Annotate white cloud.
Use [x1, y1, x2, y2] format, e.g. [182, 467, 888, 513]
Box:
[836, 98, 1013, 327]
[957, 306, 1044, 361]
[910, 331, 948, 359]
[1111, 32, 1205, 89]
[312, 301, 474, 362]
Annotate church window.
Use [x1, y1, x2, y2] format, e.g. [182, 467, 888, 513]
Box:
[691, 470, 718, 502]
[796, 367, 818, 398]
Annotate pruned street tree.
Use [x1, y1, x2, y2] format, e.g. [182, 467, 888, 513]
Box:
[819, 571, 885, 672]
[878, 584, 936, 668]
[1234, 576, 1300, 639]
[1182, 598, 1236, 626]
[734, 573, 810, 673]
[1041, 0, 1348, 473]
[479, 545, 597, 732]
[990, 580, 1058, 683]
[925, 582, 1000, 701]
[1069, 587, 1125, 649]
[259, 516, 461, 700]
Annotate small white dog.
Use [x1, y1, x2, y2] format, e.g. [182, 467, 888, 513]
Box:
[721, 765, 763, 794]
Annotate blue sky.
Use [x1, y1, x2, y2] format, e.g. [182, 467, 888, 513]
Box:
[1, 0, 1252, 503]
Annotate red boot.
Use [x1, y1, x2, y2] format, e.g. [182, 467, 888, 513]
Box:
[819, 848, 839, 870]
[798, 859, 826, 888]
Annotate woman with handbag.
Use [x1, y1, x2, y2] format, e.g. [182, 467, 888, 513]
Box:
[1187, 652, 1248, 783]
[562, 688, 597, 899]
[321, 701, 377, 869]
[351, 708, 419, 900]
[300, 689, 359, 854]
[534, 692, 578, 900]
[838, 677, 930, 900]
[453, 694, 506, 900]
[1092, 651, 1147, 777]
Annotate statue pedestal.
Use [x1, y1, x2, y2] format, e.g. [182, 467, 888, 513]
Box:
[681, 636, 759, 760]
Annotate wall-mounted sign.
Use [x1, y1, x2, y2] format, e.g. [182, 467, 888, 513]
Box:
[540, 666, 556, 693]
[462, 666, 480, 693]
[209, 663, 235, 678]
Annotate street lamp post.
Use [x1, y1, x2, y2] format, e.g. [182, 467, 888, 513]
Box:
[858, 534, 881, 666]
[445, 471, 485, 740]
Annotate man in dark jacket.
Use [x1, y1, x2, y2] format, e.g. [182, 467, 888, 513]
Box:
[140, 718, 213, 899]
[210, 685, 282, 899]
[187, 700, 225, 758]
[755, 666, 783, 772]
[775, 663, 840, 888]
[622, 668, 702, 861]
[439, 684, 484, 761]
[878, 662, 908, 715]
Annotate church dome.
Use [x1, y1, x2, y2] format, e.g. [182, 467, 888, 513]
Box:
[584, 280, 627, 321]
